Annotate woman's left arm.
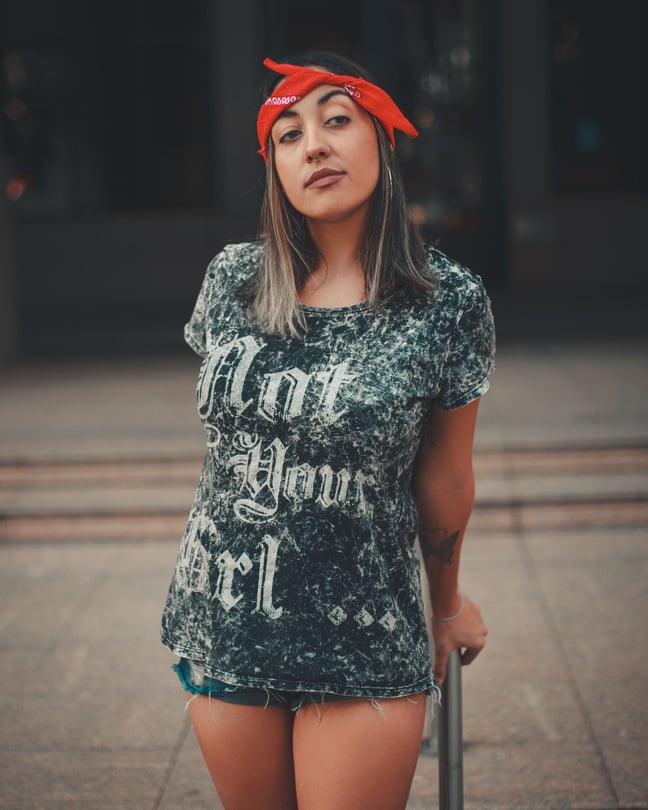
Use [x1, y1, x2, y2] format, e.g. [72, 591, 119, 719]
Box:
[413, 398, 488, 684]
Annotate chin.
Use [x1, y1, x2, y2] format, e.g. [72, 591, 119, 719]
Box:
[304, 199, 374, 226]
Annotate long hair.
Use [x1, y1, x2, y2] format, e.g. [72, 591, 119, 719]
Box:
[238, 50, 435, 338]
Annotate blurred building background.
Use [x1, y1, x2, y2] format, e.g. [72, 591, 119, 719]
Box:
[1, 0, 647, 361]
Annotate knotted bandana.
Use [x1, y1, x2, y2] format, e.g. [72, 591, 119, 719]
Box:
[257, 58, 418, 162]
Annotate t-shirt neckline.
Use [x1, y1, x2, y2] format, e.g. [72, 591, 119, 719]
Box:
[298, 300, 370, 315]
[297, 289, 399, 316]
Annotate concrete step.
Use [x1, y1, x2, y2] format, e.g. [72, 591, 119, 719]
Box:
[1, 446, 646, 542]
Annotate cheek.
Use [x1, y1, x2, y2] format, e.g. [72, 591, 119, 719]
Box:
[278, 180, 303, 210]
[357, 137, 380, 192]
[272, 172, 297, 210]
[273, 155, 300, 197]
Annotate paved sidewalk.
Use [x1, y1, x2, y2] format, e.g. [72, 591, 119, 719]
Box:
[0, 338, 647, 809]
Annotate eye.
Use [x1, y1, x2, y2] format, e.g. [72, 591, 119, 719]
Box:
[326, 115, 350, 127]
[278, 128, 302, 143]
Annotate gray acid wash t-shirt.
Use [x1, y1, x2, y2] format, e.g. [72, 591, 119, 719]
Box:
[161, 241, 495, 697]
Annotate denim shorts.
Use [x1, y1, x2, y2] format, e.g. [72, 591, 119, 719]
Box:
[173, 658, 431, 712]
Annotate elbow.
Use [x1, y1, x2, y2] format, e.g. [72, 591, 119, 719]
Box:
[413, 470, 475, 512]
[450, 476, 475, 514]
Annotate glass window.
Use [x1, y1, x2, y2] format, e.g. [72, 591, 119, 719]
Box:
[398, 0, 496, 278]
[550, 0, 648, 193]
[1, 0, 212, 217]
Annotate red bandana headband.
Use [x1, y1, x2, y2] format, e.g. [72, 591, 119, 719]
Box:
[257, 58, 418, 162]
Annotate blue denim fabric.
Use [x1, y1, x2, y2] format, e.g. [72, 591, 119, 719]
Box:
[173, 658, 434, 711]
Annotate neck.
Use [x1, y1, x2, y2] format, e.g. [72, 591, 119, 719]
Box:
[306, 209, 367, 279]
[300, 210, 368, 307]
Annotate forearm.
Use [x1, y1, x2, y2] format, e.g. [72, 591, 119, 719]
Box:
[410, 400, 487, 680]
[415, 475, 475, 618]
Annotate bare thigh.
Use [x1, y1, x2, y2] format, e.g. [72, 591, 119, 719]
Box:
[293, 693, 427, 810]
[188, 695, 297, 810]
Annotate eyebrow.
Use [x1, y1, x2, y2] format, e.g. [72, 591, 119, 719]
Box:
[275, 89, 350, 121]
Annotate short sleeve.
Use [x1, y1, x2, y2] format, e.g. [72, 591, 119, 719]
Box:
[183, 251, 226, 357]
[435, 276, 496, 410]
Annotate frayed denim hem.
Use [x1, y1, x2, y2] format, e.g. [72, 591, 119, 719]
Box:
[173, 657, 440, 713]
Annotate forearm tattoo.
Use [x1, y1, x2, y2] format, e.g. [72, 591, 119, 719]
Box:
[420, 527, 460, 565]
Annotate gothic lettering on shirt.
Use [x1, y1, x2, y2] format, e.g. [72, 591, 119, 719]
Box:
[197, 335, 352, 425]
[215, 549, 253, 611]
[198, 335, 262, 418]
[175, 512, 214, 593]
[255, 534, 283, 619]
[212, 535, 282, 618]
[227, 431, 374, 523]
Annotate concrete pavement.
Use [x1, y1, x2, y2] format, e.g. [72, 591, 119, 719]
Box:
[0, 337, 647, 809]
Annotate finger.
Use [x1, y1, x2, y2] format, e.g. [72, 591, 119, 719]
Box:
[460, 647, 481, 666]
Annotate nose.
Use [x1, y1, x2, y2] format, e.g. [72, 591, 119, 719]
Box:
[305, 139, 330, 163]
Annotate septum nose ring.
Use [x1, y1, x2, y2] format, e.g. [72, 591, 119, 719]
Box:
[308, 146, 329, 162]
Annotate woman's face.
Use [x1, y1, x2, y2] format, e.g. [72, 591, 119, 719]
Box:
[270, 82, 380, 225]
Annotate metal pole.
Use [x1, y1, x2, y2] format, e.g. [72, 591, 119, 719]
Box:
[438, 650, 463, 810]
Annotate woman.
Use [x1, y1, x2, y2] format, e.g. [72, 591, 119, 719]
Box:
[161, 51, 494, 810]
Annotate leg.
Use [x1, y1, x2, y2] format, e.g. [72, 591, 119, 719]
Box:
[293, 693, 426, 810]
[188, 694, 298, 810]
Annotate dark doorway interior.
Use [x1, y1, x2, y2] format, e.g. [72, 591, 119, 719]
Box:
[2, 0, 505, 356]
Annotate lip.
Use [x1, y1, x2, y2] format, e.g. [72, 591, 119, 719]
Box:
[305, 168, 346, 189]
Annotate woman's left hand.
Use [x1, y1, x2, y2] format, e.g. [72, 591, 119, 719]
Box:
[430, 593, 487, 684]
